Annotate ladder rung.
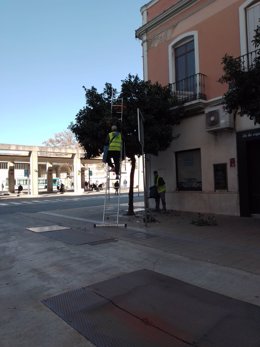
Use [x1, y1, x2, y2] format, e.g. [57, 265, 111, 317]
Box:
[111, 104, 126, 109]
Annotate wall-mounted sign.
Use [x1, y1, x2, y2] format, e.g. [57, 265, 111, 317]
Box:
[230, 158, 236, 167]
[241, 130, 260, 140]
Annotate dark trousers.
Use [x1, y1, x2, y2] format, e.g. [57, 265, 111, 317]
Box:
[155, 191, 166, 211]
[107, 150, 120, 175]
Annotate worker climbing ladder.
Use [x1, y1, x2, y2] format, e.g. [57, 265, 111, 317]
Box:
[94, 96, 127, 228]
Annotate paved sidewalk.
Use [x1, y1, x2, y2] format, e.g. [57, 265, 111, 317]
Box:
[1, 193, 260, 346]
[125, 208, 260, 274]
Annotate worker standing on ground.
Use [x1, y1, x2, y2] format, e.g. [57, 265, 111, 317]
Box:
[105, 125, 122, 179]
[154, 170, 166, 212]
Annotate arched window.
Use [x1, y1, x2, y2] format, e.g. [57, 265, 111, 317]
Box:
[174, 37, 195, 83]
[239, 0, 260, 55]
[169, 31, 202, 101]
[246, 2, 260, 52]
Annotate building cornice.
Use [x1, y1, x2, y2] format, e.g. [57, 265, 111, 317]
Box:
[140, 0, 159, 14]
[0, 144, 84, 155]
[136, 0, 198, 39]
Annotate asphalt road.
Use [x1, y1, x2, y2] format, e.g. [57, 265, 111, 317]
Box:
[1, 193, 260, 346]
[0, 192, 142, 217]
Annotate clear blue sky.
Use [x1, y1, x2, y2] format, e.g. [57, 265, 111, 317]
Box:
[0, 0, 145, 146]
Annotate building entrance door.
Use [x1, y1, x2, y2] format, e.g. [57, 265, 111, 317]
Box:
[247, 140, 260, 214]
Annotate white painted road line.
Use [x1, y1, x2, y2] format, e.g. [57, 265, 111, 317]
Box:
[39, 211, 100, 224]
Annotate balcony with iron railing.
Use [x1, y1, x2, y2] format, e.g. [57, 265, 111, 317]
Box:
[237, 49, 260, 70]
[169, 73, 207, 105]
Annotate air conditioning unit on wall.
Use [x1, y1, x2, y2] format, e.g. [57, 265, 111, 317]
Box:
[205, 106, 234, 132]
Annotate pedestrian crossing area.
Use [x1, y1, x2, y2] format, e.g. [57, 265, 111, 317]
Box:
[0, 197, 89, 207]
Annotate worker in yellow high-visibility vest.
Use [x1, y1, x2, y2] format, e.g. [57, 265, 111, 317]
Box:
[154, 170, 166, 212]
[105, 125, 122, 179]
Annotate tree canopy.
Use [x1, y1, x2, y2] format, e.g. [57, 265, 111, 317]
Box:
[219, 26, 260, 124]
[120, 75, 181, 155]
[70, 75, 180, 159]
[70, 74, 181, 214]
[42, 130, 80, 175]
[42, 130, 80, 148]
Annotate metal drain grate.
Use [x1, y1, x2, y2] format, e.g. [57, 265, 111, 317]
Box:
[42, 269, 260, 347]
[39, 228, 117, 245]
[124, 231, 157, 240]
[87, 238, 118, 246]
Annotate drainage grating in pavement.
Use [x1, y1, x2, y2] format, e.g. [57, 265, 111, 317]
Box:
[38, 228, 117, 245]
[87, 238, 118, 245]
[42, 269, 260, 347]
[27, 225, 70, 233]
[124, 231, 157, 240]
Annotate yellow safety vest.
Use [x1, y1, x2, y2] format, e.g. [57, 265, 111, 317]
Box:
[156, 176, 166, 193]
[108, 132, 122, 151]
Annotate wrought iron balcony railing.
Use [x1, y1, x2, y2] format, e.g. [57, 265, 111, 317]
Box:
[237, 49, 260, 70]
[169, 73, 207, 104]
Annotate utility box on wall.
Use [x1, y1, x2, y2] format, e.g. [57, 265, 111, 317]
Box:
[205, 106, 234, 132]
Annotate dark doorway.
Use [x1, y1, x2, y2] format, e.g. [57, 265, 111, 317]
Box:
[237, 129, 260, 216]
[247, 140, 260, 214]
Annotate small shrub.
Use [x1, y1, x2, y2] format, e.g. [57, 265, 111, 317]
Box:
[191, 213, 217, 226]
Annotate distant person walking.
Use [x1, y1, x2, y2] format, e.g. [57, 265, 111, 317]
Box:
[60, 183, 65, 194]
[114, 180, 119, 195]
[154, 170, 166, 212]
[17, 184, 23, 197]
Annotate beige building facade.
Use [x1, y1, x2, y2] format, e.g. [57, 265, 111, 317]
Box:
[0, 144, 142, 196]
[0, 144, 86, 195]
[136, 0, 260, 216]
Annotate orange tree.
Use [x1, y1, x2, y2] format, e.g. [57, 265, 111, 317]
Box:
[219, 26, 260, 124]
[70, 75, 181, 215]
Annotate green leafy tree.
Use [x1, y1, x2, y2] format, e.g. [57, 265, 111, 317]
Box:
[70, 75, 181, 214]
[219, 26, 260, 124]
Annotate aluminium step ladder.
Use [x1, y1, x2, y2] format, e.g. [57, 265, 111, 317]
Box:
[94, 97, 127, 228]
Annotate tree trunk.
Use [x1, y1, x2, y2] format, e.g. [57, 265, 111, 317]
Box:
[127, 155, 136, 215]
